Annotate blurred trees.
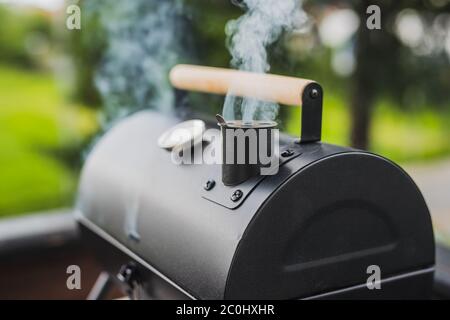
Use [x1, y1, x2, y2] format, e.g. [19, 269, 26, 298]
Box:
[0, 5, 52, 69]
[0, 4, 99, 216]
[348, 0, 450, 149]
[67, 1, 105, 107]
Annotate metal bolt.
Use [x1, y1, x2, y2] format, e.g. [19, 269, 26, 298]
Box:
[117, 263, 139, 300]
[117, 263, 137, 285]
[204, 179, 216, 191]
[231, 189, 243, 202]
[281, 149, 294, 157]
[310, 88, 319, 99]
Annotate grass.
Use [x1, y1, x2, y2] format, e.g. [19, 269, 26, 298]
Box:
[0, 64, 98, 218]
[286, 92, 450, 163]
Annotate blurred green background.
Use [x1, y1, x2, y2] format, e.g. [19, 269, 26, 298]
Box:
[0, 0, 449, 217]
[0, 2, 98, 217]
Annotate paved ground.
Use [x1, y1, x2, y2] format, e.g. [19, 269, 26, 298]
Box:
[405, 159, 450, 244]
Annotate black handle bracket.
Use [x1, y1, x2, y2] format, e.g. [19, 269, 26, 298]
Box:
[300, 82, 323, 143]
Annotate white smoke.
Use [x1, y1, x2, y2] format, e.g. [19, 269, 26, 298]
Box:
[223, 0, 308, 121]
[85, 0, 186, 126]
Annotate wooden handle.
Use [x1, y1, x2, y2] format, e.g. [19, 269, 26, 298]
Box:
[169, 64, 315, 106]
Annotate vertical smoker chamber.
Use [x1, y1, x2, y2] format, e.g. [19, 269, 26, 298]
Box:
[220, 121, 277, 186]
[77, 66, 435, 299]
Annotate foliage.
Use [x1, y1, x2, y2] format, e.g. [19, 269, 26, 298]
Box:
[0, 5, 51, 68]
[0, 65, 97, 217]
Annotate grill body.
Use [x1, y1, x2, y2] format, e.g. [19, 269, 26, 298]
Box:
[77, 110, 434, 299]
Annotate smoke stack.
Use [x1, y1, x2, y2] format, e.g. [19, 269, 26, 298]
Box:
[219, 119, 277, 186]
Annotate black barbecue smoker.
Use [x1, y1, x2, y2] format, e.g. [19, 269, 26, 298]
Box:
[76, 65, 435, 300]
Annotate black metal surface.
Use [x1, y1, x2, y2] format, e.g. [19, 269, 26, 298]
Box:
[79, 222, 192, 299]
[225, 152, 435, 299]
[220, 121, 277, 186]
[201, 144, 302, 209]
[434, 244, 450, 298]
[300, 82, 323, 143]
[305, 268, 435, 300]
[77, 109, 435, 300]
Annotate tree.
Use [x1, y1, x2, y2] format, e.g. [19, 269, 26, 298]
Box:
[349, 0, 450, 149]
